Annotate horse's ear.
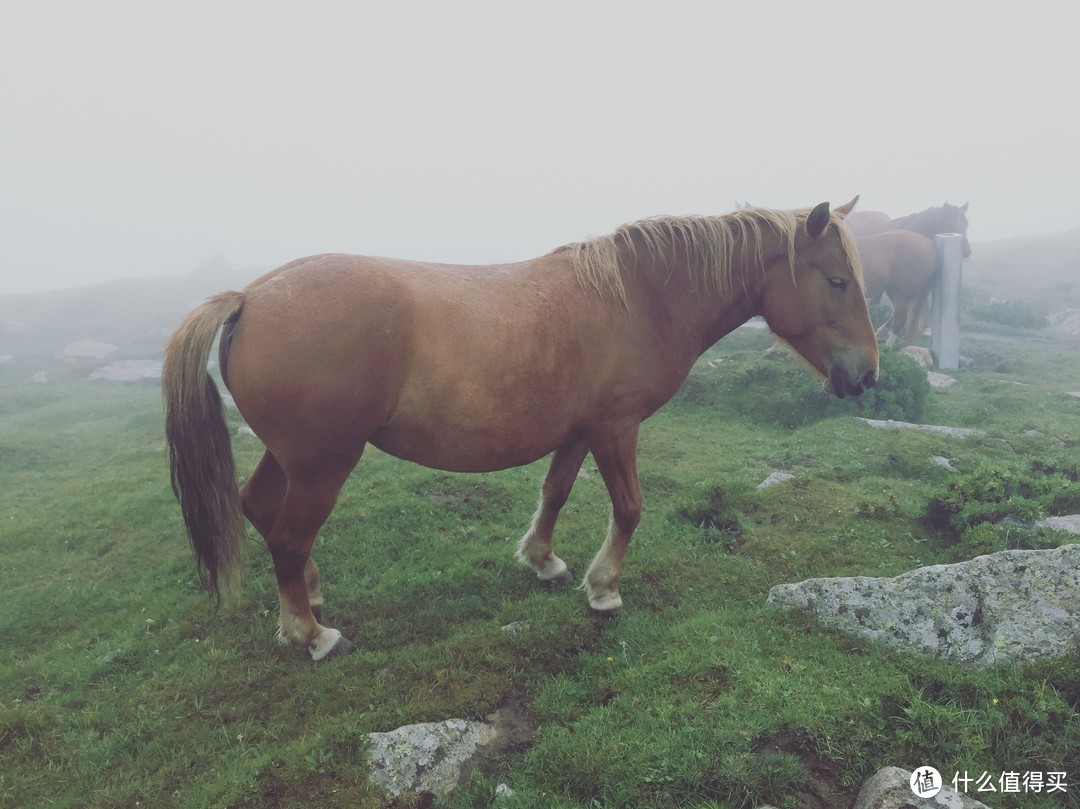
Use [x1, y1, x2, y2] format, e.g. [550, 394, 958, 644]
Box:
[961, 201, 969, 213]
[833, 195, 859, 217]
[806, 201, 831, 240]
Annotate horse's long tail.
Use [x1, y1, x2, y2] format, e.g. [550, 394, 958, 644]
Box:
[162, 290, 248, 603]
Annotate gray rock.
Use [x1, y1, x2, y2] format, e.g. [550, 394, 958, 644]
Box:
[757, 471, 795, 490]
[927, 371, 957, 389]
[767, 545, 1080, 667]
[1022, 429, 1066, 446]
[367, 719, 497, 799]
[501, 620, 533, 637]
[1037, 514, 1080, 534]
[899, 345, 934, 366]
[857, 418, 985, 438]
[855, 767, 992, 808]
[929, 456, 957, 472]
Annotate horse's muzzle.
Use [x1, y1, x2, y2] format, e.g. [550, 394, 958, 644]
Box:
[828, 365, 878, 399]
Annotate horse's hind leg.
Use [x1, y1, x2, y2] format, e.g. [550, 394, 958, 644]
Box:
[264, 459, 360, 661]
[516, 439, 589, 587]
[242, 451, 326, 620]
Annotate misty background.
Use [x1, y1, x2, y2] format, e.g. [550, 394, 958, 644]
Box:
[1, 2, 1077, 298]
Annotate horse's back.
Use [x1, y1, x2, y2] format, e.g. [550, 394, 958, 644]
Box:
[222, 252, 640, 473]
[845, 210, 892, 237]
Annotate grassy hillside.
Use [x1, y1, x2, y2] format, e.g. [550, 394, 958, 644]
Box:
[1, 253, 1079, 809]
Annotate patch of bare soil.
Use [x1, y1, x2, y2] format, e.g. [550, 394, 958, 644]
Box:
[753, 730, 856, 809]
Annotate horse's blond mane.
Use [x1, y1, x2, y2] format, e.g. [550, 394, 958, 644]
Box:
[555, 207, 856, 305]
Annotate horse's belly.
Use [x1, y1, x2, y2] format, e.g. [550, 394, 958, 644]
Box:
[370, 401, 574, 473]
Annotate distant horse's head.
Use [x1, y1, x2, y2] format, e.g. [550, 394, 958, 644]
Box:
[760, 198, 879, 398]
[939, 201, 971, 257]
[906, 201, 971, 257]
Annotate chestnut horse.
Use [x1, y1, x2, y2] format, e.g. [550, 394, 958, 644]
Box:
[846, 202, 971, 256]
[857, 229, 939, 347]
[163, 200, 878, 660]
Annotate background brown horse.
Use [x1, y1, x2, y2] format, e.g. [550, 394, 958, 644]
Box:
[163, 200, 878, 660]
[846, 201, 971, 257]
[846, 202, 971, 347]
[857, 229, 939, 346]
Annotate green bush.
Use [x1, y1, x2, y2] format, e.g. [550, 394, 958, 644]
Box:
[924, 461, 1079, 540]
[676, 349, 930, 425]
[846, 349, 931, 422]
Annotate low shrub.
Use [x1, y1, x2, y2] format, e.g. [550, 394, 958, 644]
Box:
[676, 349, 930, 425]
[924, 461, 1079, 540]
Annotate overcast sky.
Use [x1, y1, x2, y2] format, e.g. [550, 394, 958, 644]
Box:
[1, 1, 1076, 295]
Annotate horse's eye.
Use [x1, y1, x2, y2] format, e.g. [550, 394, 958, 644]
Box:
[828, 277, 848, 291]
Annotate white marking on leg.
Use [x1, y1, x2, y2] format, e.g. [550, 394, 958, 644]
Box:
[583, 521, 622, 611]
[309, 627, 343, 661]
[516, 505, 568, 580]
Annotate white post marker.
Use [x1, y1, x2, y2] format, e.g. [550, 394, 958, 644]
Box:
[932, 233, 965, 370]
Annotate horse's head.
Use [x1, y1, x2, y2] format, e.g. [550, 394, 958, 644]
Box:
[760, 198, 879, 398]
[940, 201, 972, 257]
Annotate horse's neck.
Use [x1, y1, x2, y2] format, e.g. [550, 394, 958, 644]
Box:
[631, 242, 767, 355]
[890, 209, 935, 237]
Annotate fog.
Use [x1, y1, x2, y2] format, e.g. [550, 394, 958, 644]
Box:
[2, 1, 1076, 296]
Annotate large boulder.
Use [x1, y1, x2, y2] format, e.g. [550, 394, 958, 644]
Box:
[367, 719, 497, 799]
[366, 695, 533, 800]
[767, 545, 1080, 667]
[854, 767, 993, 808]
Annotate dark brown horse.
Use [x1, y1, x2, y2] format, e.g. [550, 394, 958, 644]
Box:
[857, 229, 939, 346]
[163, 200, 878, 660]
[847, 202, 971, 257]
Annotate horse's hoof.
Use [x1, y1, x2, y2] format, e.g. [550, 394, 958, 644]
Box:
[587, 591, 623, 620]
[325, 635, 356, 659]
[590, 606, 622, 621]
[309, 628, 355, 661]
[541, 568, 575, 589]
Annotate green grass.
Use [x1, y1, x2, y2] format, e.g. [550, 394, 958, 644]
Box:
[2, 324, 1079, 809]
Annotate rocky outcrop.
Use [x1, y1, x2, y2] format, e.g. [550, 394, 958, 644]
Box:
[366, 696, 534, 800]
[1038, 514, 1080, 534]
[767, 545, 1080, 667]
[854, 767, 993, 808]
[757, 471, 795, 490]
[367, 719, 497, 799]
[857, 418, 985, 438]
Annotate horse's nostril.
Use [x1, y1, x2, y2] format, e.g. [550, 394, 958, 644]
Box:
[862, 370, 878, 389]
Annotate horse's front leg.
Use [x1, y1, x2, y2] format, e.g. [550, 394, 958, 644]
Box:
[583, 424, 642, 615]
[516, 439, 589, 586]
